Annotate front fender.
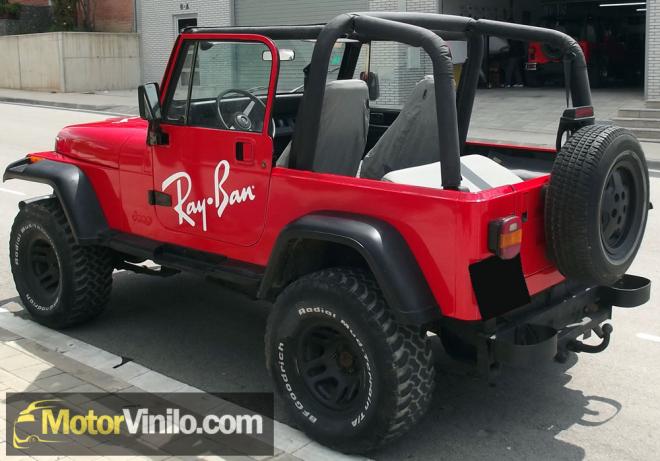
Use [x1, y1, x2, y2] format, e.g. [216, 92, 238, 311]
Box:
[259, 212, 440, 326]
[4, 158, 109, 243]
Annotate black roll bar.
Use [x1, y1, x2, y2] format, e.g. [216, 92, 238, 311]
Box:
[457, 34, 485, 152]
[191, 13, 593, 189]
[289, 13, 464, 189]
[355, 11, 592, 103]
[187, 25, 326, 40]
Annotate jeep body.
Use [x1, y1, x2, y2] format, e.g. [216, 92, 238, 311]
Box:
[4, 13, 651, 453]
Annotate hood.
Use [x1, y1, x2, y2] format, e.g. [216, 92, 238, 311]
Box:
[55, 117, 148, 169]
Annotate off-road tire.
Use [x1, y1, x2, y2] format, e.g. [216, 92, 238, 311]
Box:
[546, 125, 649, 286]
[9, 198, 113, 329]
[265, 267, 435, 453]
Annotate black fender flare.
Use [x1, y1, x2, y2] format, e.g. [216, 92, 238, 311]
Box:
[3, 158, 109, 244]
[258, 212, 440, 326]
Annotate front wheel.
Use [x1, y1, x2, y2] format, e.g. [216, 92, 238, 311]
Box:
[265, 267, 435, 453]
[9, 198, 114, 329]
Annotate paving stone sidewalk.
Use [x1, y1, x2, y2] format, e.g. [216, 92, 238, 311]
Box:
[0, 322, 361, 461]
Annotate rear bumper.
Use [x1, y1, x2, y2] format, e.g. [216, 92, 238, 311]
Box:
[468, 274, 650, 376]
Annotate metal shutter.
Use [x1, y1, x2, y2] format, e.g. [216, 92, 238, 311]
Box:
[234, 0, 367, 26]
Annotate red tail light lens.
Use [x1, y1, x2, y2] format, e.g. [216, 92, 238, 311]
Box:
[488, 216, 523, 260]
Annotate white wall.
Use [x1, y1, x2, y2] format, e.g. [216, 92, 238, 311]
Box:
[0, 32, 140, 92]
[62, 33, 140, 92]
[138, 0, 232, 84]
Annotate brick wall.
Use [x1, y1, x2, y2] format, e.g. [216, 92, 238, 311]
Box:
[138, 0, 232, 84]
[647, 0, 660, 100]
[91, 0, 134, 33]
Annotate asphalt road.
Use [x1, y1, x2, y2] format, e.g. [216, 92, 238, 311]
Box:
[1, 102, 660, 460]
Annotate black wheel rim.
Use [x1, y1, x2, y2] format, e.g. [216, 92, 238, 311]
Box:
[25, 237, 61, 306]
[599, 155, 644, 263]
[295, 322, 366, 412]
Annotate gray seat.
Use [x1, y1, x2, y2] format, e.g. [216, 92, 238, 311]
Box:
[360, 75, 440, 180]
[276, 79, 369, 176]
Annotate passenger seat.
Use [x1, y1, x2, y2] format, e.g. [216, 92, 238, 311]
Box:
[361, 75, 523, 191]
[360, 75, 439, 180]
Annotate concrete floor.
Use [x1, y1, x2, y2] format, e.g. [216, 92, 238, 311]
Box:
[469, 87, 645, 146]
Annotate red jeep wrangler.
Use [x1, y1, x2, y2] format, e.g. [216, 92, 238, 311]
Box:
[4, 13, 651, 453]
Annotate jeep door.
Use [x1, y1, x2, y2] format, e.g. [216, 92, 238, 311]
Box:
[152, 34, 278, 246]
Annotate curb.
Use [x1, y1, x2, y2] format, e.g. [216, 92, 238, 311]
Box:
[0, 96, 137, 116]
[0, 304, 369, 461]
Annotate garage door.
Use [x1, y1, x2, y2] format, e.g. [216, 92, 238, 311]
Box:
[234, 0, 367, 26]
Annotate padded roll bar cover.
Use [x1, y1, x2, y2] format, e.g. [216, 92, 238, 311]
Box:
[288, 13, 354, 171]
[290, 12, 463, 189]
[353, 14, 461, 189]
[259, 212, 441, 326]
[473, 19, 591, 107]
[3, 158, 110, 243]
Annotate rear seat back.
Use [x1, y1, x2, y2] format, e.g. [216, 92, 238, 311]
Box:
[360, 76, 440, 180]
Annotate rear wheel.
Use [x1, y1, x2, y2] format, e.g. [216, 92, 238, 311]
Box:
[10, 198, 114, 328]
[546, 125, 649, 286]
[265, 267, 435, 453]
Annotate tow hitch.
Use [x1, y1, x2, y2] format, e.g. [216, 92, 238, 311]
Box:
[567, 323, 613, 354]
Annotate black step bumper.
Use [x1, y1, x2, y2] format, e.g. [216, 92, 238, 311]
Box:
[475, 274, 650, 376]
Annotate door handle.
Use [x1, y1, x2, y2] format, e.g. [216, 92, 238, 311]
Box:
[235, 141, 254, 164]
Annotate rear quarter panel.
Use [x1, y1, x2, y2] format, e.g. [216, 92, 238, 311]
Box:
[261, 167, 560, 321]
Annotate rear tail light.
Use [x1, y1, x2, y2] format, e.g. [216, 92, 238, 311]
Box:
[488, 216, 522, 260]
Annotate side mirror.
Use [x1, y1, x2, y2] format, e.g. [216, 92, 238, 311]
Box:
[138, 83, 168, 145]
[138, 83, 162, 121]
[360, 71, 380, 101]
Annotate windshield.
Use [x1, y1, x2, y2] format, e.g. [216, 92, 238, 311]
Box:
[253, 40, 346, 94]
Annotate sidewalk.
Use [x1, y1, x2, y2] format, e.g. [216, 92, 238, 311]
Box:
[0, 305, 366, 461]
[0, 88, 139, 116]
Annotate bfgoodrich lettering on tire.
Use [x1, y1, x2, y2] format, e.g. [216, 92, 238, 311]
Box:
[9, 198, 113, 329]
[546, 124, 649, 286]
[265, 267, 435, 454]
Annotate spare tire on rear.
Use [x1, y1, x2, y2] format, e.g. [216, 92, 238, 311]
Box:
[545, 124, 649, 286]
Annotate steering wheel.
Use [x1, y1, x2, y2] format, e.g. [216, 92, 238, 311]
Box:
[216, 88, 268, 132]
